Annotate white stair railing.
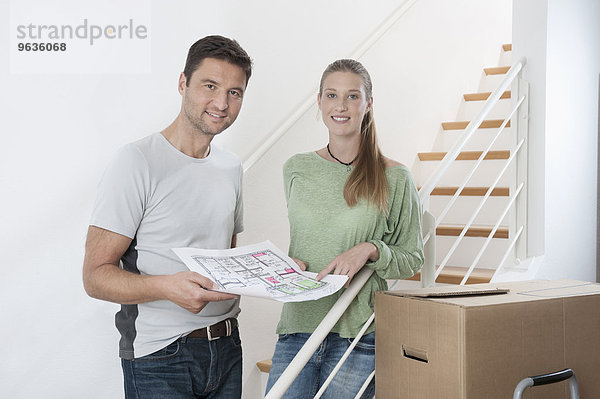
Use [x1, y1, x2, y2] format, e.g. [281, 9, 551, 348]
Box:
[418, 58, 527, 203]
[433, 96, 525, 228]
[264, 268, 374, 399]
[419, 57, 528, 285]
[264, 207, 434, 398]
[460, 182, 524, 284]
[435, 137, 524, 280]
[313, 313, 375, 398]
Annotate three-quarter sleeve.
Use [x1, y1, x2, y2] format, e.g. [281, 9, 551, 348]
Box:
[366, 170, 424, 279]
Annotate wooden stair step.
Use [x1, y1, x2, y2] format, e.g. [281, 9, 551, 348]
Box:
[408, 266, 494, 285]
[418, 150, 510, 161]
[257, 359, 272, 373]
[436, 225, 509, 239]
[463, 91, 511, 101]
[502, 43, 512, 51]
[424, 186, 509, 196]
[442, 119, 510, 130]
[484, 66, 510, 75]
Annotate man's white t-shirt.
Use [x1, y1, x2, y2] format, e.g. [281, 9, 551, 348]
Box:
[91, 132, 243, 359]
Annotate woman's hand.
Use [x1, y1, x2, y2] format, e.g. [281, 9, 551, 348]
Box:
[316, 242, 379, 287]
[291, 257, 308, 271]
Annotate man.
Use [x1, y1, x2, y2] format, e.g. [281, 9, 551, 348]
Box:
[83, 35, 252, 398]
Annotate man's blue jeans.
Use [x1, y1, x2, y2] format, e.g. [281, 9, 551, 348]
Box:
[121, 328, 242, 398]
[265, 332, 375, 399]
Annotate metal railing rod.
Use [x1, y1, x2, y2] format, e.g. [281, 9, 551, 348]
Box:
[264, 268, 374, 399]
[423, 231, 432, 246]
[435, 138, 525, 279]
[314, 313, 375, 398]
[460, 182, 524, 285]
[435, 96, 525, 228]
[243, 96, 316, 173]
[354, 370, 376, 399]
[491, 225, 524, 281]
[419, 57, 526, 204]
[349, 0, 418, 60]
[243, 0, 419, 173]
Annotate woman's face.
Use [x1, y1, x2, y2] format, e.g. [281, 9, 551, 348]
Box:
[318, 71, 372, 138]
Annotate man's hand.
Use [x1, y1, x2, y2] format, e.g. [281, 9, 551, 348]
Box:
[83, 226, 238, 313]
[161, 271, 238, 314]
[316, 242, 379, 288]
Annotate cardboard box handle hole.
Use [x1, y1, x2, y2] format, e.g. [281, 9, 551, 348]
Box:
[402, 345, 428, 363]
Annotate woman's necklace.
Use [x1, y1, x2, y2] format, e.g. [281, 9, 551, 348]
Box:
[327, 143, 358, 171]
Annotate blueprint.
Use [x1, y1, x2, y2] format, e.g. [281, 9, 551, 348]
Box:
[172, 241, 348, 303]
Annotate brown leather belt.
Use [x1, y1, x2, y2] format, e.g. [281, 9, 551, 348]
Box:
[187, 318, 238, 341]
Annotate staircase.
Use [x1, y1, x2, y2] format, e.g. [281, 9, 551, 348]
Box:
[413, 43, 519, 285]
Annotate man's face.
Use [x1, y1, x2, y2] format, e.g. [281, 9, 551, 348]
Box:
[179, 57, 247, 136]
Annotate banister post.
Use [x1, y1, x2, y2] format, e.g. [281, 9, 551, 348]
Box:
[514, 75, 529, 262]
[421, 210, 436, 288]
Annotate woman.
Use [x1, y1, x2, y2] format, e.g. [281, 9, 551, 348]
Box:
[266, 59, 424, 398]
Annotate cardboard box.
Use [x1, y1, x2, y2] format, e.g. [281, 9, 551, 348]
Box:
[374, 279, 600, 398]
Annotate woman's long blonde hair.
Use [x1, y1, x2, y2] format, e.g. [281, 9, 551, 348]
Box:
[319, 59, 388, 213]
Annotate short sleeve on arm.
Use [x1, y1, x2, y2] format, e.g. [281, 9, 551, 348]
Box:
[233, 163, 244, 235]
[90, 144, 150, 239]
[283, 157, 295, 203]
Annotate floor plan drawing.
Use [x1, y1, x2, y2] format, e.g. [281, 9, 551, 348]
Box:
[173, 241, 348, 302]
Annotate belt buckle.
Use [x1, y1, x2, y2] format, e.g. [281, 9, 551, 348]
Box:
[206, 319, 232, 341]
[206, 325, 219, 341]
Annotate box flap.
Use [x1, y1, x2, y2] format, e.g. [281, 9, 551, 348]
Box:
[381, 280, 600, 307]
[515, 281, 600, 298]
[384, 285, 509, 298]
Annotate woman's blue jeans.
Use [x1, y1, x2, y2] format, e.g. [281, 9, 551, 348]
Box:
[121, 329, 242, 398]
[265, 332, 375, 399]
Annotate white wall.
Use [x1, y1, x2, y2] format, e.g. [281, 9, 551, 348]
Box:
[512, 0, 548, 258]
[541, 0, 600, 281]
[513, 0, 600, 282]
[0, 0, 512, 398]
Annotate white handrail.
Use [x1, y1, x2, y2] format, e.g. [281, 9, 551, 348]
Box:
[243, 0, 419, 173]
[435, 138, 525, 279]
[419, 57, 527, 204]
[460, 182, 524, 284]
[264, 268, 374, 399]
[435, 96, 525, 228]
